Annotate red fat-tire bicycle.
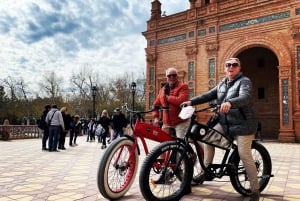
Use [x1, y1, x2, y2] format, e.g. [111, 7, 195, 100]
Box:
[97, 104, 204, 200]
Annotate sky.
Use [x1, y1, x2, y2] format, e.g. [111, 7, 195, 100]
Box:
[0, 0, 189, 96]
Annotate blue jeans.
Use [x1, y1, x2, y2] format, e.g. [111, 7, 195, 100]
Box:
[48, 125, 61, 151]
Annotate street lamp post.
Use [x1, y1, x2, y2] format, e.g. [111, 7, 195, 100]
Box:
[91, 86, 97, 118]
[130, 82, 136, 111]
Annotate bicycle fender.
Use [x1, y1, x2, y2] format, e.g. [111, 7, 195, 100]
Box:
[123, 134, 141, 155]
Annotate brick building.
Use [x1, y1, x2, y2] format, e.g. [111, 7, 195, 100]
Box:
[142, 0, 300, 142]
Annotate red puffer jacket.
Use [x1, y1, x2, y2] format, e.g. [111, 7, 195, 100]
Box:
[153, 81, 189, 126]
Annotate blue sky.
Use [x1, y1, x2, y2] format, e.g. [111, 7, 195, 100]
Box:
[0, 0, 189, 95]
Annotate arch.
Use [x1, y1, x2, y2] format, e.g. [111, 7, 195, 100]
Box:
[221, 35, 292, 67]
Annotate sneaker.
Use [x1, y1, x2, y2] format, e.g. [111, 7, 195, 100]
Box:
[250, 192, 260, 201]
[42, 147, 48, 151]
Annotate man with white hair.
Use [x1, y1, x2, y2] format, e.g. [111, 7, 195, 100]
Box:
[152, 67, 189, 138]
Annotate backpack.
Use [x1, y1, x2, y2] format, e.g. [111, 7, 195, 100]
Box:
[38, 112, 47, 130]
[95, 124, 105, 136]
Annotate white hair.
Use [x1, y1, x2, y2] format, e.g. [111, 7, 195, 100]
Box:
[165, 67, 178, 76]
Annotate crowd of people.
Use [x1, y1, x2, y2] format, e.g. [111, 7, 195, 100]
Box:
[39, 104, 129, 151]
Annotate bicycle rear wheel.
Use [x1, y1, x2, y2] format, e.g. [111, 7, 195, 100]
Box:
[97, 137, 139, 200]
[230, 140, 272, 196]
[139, 141, 193, 201]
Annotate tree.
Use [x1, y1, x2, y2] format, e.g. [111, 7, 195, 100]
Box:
[39, 71, 63, 102]
[2, 76, 18, 101]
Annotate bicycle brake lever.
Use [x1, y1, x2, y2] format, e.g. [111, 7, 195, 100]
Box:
[180, 103, 187, 108]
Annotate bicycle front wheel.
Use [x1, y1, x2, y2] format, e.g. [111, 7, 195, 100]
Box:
[139, 141, 193, 201]
[230, 140, 272, 196]
[97, 137, 139, 200]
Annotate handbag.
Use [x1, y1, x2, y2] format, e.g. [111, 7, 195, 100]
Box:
[201, 123, 232, 150]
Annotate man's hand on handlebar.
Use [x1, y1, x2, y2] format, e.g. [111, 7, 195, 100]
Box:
[153, 117, 160, 126]
[180, 101, 192, 108]
[219, 102, 232, 114]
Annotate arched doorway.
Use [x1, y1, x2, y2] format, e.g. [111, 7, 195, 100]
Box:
[237, 47, 279, 140]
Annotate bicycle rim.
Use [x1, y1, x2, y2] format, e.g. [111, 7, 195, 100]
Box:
[139, 141, 193, 201]
[98, 138, 139, 199]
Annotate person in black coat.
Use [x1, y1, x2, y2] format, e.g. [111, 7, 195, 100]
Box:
[39, 104, 51, 151]
[111, 108, 127, 142]
[58, 107, 72, 150]
[98, 110, 112, 149]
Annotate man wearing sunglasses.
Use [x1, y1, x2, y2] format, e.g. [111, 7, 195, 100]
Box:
[181, 58, 260, 201]
[152, 67, 189, 138]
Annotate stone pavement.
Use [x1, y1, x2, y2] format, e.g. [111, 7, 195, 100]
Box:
[0, 136, 299, 201]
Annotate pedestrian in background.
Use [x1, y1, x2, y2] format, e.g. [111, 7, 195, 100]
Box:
[111, 108, 127, 142]
[73, 115, 81, 146]
[98, 110, 112, 149]
[69, 115, 75, 147]
[87, 118, 95, 142]
[45, 104, 65, 152]
[58, 107, 72, 150]
[39, 104, 51, 151]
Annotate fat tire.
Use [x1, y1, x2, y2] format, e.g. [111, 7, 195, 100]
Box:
[139, 141, 193, 201]
[230, 141, 272, 196]
[97, 137, 139, 200]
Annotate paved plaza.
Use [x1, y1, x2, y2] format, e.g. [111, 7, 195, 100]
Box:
[0, 136, 300, 201]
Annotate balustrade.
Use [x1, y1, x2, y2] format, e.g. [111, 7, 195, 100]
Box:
[0, 125, 42, 140]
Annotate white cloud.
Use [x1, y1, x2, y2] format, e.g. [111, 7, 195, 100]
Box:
[0, 0, 189, 95]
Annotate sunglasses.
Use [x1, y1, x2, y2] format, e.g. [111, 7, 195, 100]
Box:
[167, 74, 177, 78]
[226, 63, 239, 68]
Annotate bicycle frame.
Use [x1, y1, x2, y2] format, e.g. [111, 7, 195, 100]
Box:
[113, 106, 175, 171]
[166, 117, 239, 182]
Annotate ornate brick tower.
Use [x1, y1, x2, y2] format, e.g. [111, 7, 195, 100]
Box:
[143, 0, 300, 142]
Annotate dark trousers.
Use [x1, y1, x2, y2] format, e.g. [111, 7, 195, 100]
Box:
[74, 132, 78, 144]
[90, 132, 95, 141]
[69, 130, 74, 145]
[42, 128, 49, 148]
[58, 131, 67, 148]
[101, 133, 107, 146]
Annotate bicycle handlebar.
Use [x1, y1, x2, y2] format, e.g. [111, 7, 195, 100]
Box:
[122, 103, 169, 115]
[194, 103, 219, 113]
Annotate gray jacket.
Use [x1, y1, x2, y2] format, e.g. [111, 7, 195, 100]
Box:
[190, 72, 258, 136]
[45, 108, 65, 130]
